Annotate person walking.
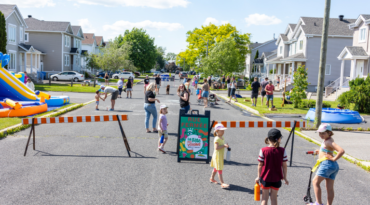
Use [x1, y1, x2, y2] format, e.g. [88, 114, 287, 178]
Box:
[261, 77, 269, 106]
[227, 77, 238, 103]
[185, 78, 192, 94]
[100, 85, 119, 111]
[207, 76, 212, 88]
[126, 76, 133, 98]
[193, 75, 198, 89]
[177, 83, 190, 114]
[251, 77, 261, 107]
[117, 77, 124, 98]
[143, 75, 150, 95]
[144, 83, 160, 133]
[226, 76, 231, 97]
[221, 75, 226, 89]
[201, 78, 209, 108]
[155, 74, 161, 95]
[104, 72, 109, 86]
[265, 81, 275, 108]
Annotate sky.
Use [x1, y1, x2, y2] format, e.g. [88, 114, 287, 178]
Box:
[8, 0, 370, 55]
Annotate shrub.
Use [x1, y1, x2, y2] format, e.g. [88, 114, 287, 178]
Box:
[357, 127, 363, 131]
[345, 127, 353, 131]
[338, 75, 370, 113]
[299, 100, 331, 109]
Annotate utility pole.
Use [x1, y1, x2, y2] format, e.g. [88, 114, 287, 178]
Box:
[315, 0, 331, 128]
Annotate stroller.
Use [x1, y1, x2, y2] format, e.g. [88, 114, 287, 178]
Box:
[207, 93, 217, 107]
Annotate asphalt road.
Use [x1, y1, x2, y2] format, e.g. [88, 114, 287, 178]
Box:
[1, 76, 369, 205]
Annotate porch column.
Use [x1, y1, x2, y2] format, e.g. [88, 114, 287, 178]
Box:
[340, 60, 345, 88]
[273, 64, 276, 81]
[266, 63, 269, 78]
[283, 63, 286, 83]
[24, 53, 27, 72]
[37, 54, 40, 69]
[291, 62, 295, 83]
[30, 53, 33, 73]
[351, 59, 357, 80]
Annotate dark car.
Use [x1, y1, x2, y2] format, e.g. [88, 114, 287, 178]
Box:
[175, 70, 180, 74]
[96, 71, 118, 78]
[190, 71, 196, 75]
[179, 72, 188, 79]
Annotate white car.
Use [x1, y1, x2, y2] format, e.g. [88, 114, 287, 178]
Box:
[51, 71, 85, 82]
[112, 72, 135, 79]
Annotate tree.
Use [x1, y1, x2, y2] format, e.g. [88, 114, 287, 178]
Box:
[338, 75, 370, 113]
[254, 50, 259, 59]
[116, 28, 157, 73]
[201, 38, 245, 76]
[291, 66, 308, 108]
[165, 52, 177, 61]
[96, 40, 136, 73]
[0, 12, 7, 55]
[85, 54, 99, 72]
[156, 46, 166, 56]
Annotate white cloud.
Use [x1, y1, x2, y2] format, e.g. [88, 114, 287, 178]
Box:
[78, 19, 96, 33]
[103, 20, 183, 31]
[73, 3, 80, 7]
[70, 0, 189, 9]
[3, 0, 55, 8]
[203, 17, 218, 25]
[220, 21, 229, 25]
[245, 14, 282, 26]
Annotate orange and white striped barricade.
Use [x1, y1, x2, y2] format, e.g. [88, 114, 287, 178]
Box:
[22, 115, 130, 157]
[211, 120, 304, 167]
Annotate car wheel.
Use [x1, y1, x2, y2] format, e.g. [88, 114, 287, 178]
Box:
[74, 78, 79, 82]
[114, 76, 119, 79]
[53, 77, 58, 81]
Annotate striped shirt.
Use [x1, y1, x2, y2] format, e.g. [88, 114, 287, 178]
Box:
[258, 147, 288, 182]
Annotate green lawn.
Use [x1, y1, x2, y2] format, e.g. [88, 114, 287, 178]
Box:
[0, 103, 77, 130]
[238, 97, 340, 115]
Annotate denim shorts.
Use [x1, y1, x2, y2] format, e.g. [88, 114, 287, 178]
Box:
[266, 95, 274, 101]
[316, 160, 339, 180]
[202, 91, 209, 98]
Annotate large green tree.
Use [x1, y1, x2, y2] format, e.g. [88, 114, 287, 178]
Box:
[165, 52, 177, 61]
[201, 38, 245, 76]
[96, 40, 135, 72]
[116, 28, 156, 73]
[0, 11, 7, 55]
[177, 23, 251, 69]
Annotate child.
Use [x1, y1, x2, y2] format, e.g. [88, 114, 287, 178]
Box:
[95, 90, 104, 110]
[310, 123, 345, 205]
[210, 123, 229, 189]
[26, 78, 35, 91]
[256, 128, 289, 205]
[157, 104, 169, 153]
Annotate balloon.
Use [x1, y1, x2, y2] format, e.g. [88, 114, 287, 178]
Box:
[0, 52, 3, 60]
[2, 58, 9, 67]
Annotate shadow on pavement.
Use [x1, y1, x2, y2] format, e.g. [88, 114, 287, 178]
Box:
[227, 184, 254, 194]
[36, 150, 156, 159]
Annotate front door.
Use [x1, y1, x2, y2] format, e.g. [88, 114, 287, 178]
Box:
[356, 60, 364, 78]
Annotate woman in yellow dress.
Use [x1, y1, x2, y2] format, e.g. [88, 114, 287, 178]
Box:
[210, 123, 230, 189]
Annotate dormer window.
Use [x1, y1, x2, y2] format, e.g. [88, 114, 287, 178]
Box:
[279, 46, 282, 54]
[299, 40, 303, 50]
[359, 28, 366, 43]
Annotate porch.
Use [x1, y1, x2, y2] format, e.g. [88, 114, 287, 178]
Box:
[18, 44, 45, 74]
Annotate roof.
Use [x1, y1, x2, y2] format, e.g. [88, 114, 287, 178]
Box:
[82, 33, 95, 45]
[95, 36, 103, 46]
[346, 46, 368, 56]
[300, 17, 356, 36]
[266, 56, 283, 63]
[250, 42, 263, 49]
[288, 24, 296, 31]
[18, 43, 45, 53]
[0, 4, 15, 18]
[284, 53, 306, 61]
[361, 14, 370, 20]
[280, 34, 288, 41]
[71, 26, 81, 36]
[25, 17, 69, 32]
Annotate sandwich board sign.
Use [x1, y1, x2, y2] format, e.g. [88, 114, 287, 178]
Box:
[177, 109, 211, 163]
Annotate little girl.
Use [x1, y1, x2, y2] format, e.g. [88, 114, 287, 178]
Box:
[256, 128, 289, 205]
[310, 123, 345, 205]
[157, 105, 169, 153]
[210, 123, 229, 189]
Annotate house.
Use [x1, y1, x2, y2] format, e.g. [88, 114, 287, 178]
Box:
[95, 36, 105, 54]
[0, 4, 42, 74]
[266, 16, 356, 92]
[245, 38, 277, 78]
[81, 33, 98, 72]
[71, 25, 84, 73]
[24, 15, 84, 76]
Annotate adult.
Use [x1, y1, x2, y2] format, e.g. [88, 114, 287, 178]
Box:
[177, 84, 190, 113]
[193, 75, 198, 89]
[251, 77, 261, 107]
[207, 76, 212, 88]
[226, 76, 231, 97]
[144, 83, 160, 133]
[265, 81, 275, 108]
[221, 75, 226, 89]
[227, 77, 238, 103]
[117, 77, 124, 98]
[260, 77, 269, 106]
[126, 76, 133, 98]
[155, 74, 161, 94]
[104, 72, 109, 86]
[100, 85, 119, 111]
[202, 78, 210, 108]
[185, 78, 192, 94]
[143, 75, 150, 95]
[23, 71, 29, 84]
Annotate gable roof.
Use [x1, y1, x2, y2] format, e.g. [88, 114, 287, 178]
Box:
[95, 36, 103, 46]
[250, 42, 263, 49]
[338, 46, 369, 60]
[280, 34, 288, 41]
[72, 26, 81, 35]
[346, 46, 368, 56]
[300, 17, 356, 36]
[25, 17, 70, 32]
[0, 4, 27, 27]
[82, 33, 96, 45]
[288, 24, 296, 31]
[250, 39, 277, 51]
[361, 14, 370, 21]
[349, 14, 370, 29]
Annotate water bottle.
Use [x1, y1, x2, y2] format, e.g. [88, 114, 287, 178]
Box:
[254, 182, 260, 201]
[160, 134, 164, 143]
[226, 147, 231, 161]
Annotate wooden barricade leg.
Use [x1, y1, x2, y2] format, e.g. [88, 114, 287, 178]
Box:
[117, 115, 131, 157]
[24, 118, 35, 157]
[284, 121, 297, 167]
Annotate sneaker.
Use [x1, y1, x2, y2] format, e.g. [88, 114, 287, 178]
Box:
[127, 96, 128, 98]
[252, 103, 254, 106]
[109, 108, 114, 111]
[159, 146, 166, 153]
[96, 108, 99, 110]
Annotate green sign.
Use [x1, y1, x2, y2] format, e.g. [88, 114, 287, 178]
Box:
[177, 110, 210, 163]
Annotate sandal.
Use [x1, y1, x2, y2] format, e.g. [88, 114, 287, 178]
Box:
[221, 183, 230, 189]
[146, 130, 152, 133]
[210, 179, 218, 184]
[153, 130, 158, 133]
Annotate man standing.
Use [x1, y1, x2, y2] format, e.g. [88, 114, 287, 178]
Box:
[251, 77, 261, 107]
[155, 74, 161, 94]
[100, 85, 119, 111]
[221, 75, 226, 89]
[265, 81, 275, 108]
[260, 77, 269, 106]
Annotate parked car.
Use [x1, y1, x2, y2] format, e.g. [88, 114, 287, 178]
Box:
[124, 70, 141, 77]
[179, 72, 188, 79]
[154, 71, 162, 75]
[51, 71, 85, 82]
[112, 72, 135, 79]
[189, 71, 196, 75]
[175, 70, 180, 74]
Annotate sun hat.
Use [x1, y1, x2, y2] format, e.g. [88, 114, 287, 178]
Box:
[214, 123, 227, 131]
[268, 128, 282, 140]
[100, 85, 105, 89]
[317, 123, 332, 132]
[160, 104, 168, 109]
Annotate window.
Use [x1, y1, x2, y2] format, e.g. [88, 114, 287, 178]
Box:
[359, 28, 366, 42]
[25, 33, 29, 42]
[299, 40, 303, 50]
[8, 52, 16, 70]
[8, 24, 16, 44]
[64, 55, 70, 66]
[20, 27, 23, 42]
[325, 64, 331, 75]
[279, 46, 282, 54]
[65, 36, 70, 47]
[294, 42, 297, 54]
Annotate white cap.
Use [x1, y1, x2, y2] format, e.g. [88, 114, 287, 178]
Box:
[160, 104, 168, 109]
[214, 123, 227, 131]
[100, 85, 105, 89]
